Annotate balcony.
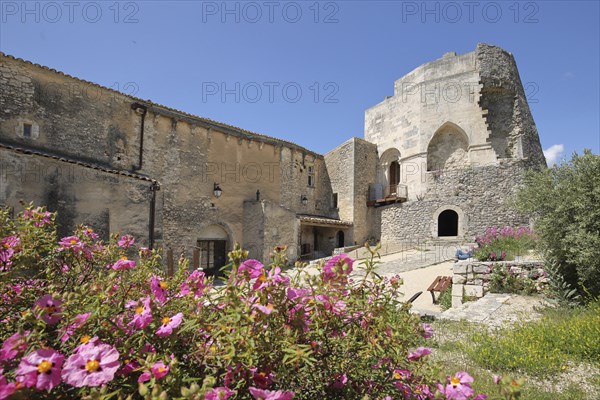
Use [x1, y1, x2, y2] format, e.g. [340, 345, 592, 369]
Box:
[367, 183, 408, 207]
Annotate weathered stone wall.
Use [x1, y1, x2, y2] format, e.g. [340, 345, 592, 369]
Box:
[381, 160, 531, 243]
[476, 43, 546, 167]
[325, 138, 378, 246]
[452, 260, 546, 308]
[0, 53, 336, 264]
[0, 147, 156, 242]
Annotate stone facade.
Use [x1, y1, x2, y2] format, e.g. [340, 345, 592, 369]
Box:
[0, 43, 546, 268]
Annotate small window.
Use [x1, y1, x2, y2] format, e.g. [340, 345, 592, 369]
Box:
[307, 165, 315, 187]
[332, 193, 338, 208]
[23, 123, 32, 137]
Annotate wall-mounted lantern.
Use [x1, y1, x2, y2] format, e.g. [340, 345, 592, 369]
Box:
[213, 183, 222, 198]
[301, 195, 308, 205]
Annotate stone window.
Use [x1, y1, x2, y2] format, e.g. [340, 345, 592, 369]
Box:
[23, 123, 32, 137]
[332, 193, 338, 209]
[307, 166, 315, 187]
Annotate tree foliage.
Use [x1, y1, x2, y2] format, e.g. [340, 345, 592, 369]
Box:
[513, 150, 600, 299]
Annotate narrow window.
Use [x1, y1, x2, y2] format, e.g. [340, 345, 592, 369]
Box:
[332, 193, 338, 208]
[23, 123, 32, 138]
[307, 166, 315, 187]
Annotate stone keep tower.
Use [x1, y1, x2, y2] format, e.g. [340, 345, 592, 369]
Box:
[364, 43, 546, 244]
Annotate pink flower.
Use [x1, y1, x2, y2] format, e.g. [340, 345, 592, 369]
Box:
[249, 387, 295, 400]
[322, 254, 354, 286]
[16, 348, 64, 391]
[0, 331, 29, 361]
[179, 270, 208, 298]
[138, 361, 170, 382]
[118, 359, 139, 377]
[440, 371, 474, 400]
[253, 303, 274, 315]
[421, 323, 434, 339]
[118, 235, 135, 248]
[60, 312, 91, 342]
[286, 287, 309, 301]
[251, 369, 274, 389]
[58, 236, 84, 251]
[62, 342, 120, 387]
[407, 346, 432, 361]
[156, 313, 183, 337]
[33, 295, 62, 325]
[0, 369, 17, 399]
[82, 227, 99, 240]
[238, 259, 264, 279]
[205, 387, 236, 400]
[150, 275, 169, 305]
[23, 207, 52, 227]
[127, 297, 153, 329]
[331, 373, 348, 389]
[112, 256, 136, 270]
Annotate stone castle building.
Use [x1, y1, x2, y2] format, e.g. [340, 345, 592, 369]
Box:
[0, 43, 545, 271]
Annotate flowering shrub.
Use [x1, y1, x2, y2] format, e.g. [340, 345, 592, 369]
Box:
[488, 264, 548, 295]
[473, 226, 536, 262]
[0, 205, 490, 399]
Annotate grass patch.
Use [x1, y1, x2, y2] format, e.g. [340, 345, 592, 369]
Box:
[464, 302, 600, 377]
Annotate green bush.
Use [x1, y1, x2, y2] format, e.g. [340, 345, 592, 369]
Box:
[0, 205, 492, 400]
[513, 150, 600, 300]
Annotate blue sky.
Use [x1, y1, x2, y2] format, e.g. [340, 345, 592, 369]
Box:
[1, 1, 598, 163]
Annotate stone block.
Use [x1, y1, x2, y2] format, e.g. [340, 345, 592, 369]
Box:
[453, 275, 466, 284]
[453, 264, 468, 274]
[464, 285, 484, 298]
[452, 284, 464, 297]
[473, 265, 489, 274]
[452, 295, 463, 308]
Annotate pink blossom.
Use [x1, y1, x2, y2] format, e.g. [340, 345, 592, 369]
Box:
[23, 207, 52, 227]
[0, 331, 29, 361]
[33, 295, 62, 325]
[62, 342, 120, 387]
[421, 323, 434, 339]
[238, 259, 264, 279]
[205, 387, 236, 400]
[253, 303, 274, 315]
[407, 346, 432, 361]
[0, 369, 17, 400]
[16, 348, 64, 391]
[112, 256, 136, 270]
[59, 312, 91, 342]
[322, 254, 354, 286]
[179, 270, 208, 298]
[156, 312, 183, 337]
[118, 234, 135, 248]
[82, 227, 99, 240]
[251, 368, 274, 389]
[138, 361, 170, 382]
[150, 275, 168, 305]
[58, 236, 84, 252]
[117, 359, 139, 377]
[331, 373, 348, 389]
[127, 297, 153, 329]
[249, 386, 295, 400]
[439, 371, 474, 400]
[286, 287, 309, 301]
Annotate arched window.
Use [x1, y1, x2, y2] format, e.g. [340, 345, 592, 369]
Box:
[438, 210, 459, 236]
[427, 123, 469, 171]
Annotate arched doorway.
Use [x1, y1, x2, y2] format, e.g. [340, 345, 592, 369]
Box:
[197, 224, 229, 276]
[438, 210, 459, 236]
[337, 231, 345, 248]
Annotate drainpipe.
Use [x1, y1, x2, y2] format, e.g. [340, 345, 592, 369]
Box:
[131, 103, 148, 170]
[149, 182, 159, 249]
